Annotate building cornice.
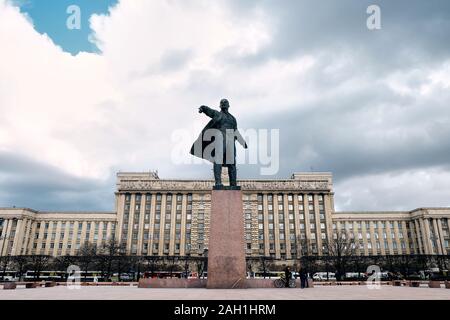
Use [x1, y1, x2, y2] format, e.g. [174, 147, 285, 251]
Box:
[116, 179, 332, 192]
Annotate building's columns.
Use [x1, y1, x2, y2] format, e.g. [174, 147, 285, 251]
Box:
[180, 194, 187, 256]
[61, 221, 70, 256]
[324, 194, 334, 241]
[292, 194, 302, 258]
[21, 219, 31, 255]
[0, 220, 10, 256]
[419, 219, 430, 254]
[313, 194, 323, 255]
[26, 220, 36, 255]
[414, 220, 423, 254]
[12, 219, 26, 256]
[401, 221, 411, 254]
[116, 193, 126, 244]
[273, 194, 281, 259]
[137, 195, 146, 256]
[148, 194, 157, 256]
[105, 222, 112, 242]
[126, 194, 136, 254]
[369, 221, 377, 255]
[423, 218, 433, 254]
[44, 221, 53, 255]
[169, 194, 177, 256]
[52, 221, 62, 257]
[72, 221, 79, 253]
[249, 194, 260, 256]
[385, 222, 395, 255]
[262, 194, 270, 257]
[158, 194, 167, 256]
[376, 222, 385, 255]
[283, 194, 292, 260]
[433, 219, 443, 255]
[392, 221, 402, 254]
[437, 219, 447, 254]
[303, 194, 312, 253]
[361, 221, 370, 256]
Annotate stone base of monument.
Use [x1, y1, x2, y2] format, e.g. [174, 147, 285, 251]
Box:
[207, 190, 248, 289]
[3, 282, 17, 290]
[138, 278, 207, 288]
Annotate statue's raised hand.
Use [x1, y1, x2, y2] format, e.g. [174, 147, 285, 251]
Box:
[198, 105, 207, 113]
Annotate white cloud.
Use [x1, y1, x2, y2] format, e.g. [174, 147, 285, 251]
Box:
[0, 0, 450, 211]
[335, 168, 450, 211]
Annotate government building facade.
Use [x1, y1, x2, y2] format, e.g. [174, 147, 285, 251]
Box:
[1, 172, 449, 260]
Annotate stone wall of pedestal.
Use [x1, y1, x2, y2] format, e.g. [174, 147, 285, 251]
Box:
[207, 190, 247, 289]
[138, 278, 207, 288]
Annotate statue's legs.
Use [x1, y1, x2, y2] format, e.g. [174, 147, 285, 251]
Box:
[213, 163, 222, 186]
[228, 165, 237, 186]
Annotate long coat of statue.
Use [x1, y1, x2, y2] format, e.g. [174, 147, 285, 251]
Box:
[190, 105, 247, 165]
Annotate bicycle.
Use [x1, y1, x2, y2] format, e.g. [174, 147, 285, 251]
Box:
[274, 275, 296, 288]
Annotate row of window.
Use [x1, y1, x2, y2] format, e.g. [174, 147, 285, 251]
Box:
[257, 194, 324, 202]
[125, 193, 193, 203]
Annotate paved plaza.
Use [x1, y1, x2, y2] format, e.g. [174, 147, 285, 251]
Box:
[1, 285, 450, 300]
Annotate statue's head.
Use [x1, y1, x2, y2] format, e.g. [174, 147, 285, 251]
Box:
[220, 99, 230, 110]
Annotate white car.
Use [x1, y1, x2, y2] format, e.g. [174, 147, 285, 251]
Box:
[313, 272, 336, 281]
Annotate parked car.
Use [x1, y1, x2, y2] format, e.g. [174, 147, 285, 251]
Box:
[313, 272, 336, 281]
[0, 271, 18, 282]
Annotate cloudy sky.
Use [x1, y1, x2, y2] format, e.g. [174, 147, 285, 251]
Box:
[1, 0, 449, 212]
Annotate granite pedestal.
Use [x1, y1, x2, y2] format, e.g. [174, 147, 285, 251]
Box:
[207, 190, 247, 289]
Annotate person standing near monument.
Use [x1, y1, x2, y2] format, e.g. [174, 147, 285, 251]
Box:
[190, 99, 248, 188]
[284, 266, 292, 288]
[299, 268, 307, 289]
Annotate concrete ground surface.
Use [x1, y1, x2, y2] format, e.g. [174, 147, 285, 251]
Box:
[1, 285, 450, 300]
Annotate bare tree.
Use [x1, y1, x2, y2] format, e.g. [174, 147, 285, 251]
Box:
[77, 242, 98, 282]
[27, 255, 50, 281]
[321, 230, 357, 280]
[98, 238, 126, 281]
[51, 255, 75, 281]
[0, 254, 12, 281]
[12, 255, 30, 281]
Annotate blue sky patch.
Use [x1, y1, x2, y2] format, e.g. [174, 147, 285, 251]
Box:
[14, 0, 117, 55]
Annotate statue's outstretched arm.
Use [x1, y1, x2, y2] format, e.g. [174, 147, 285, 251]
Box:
[199, 105, 220, 119]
